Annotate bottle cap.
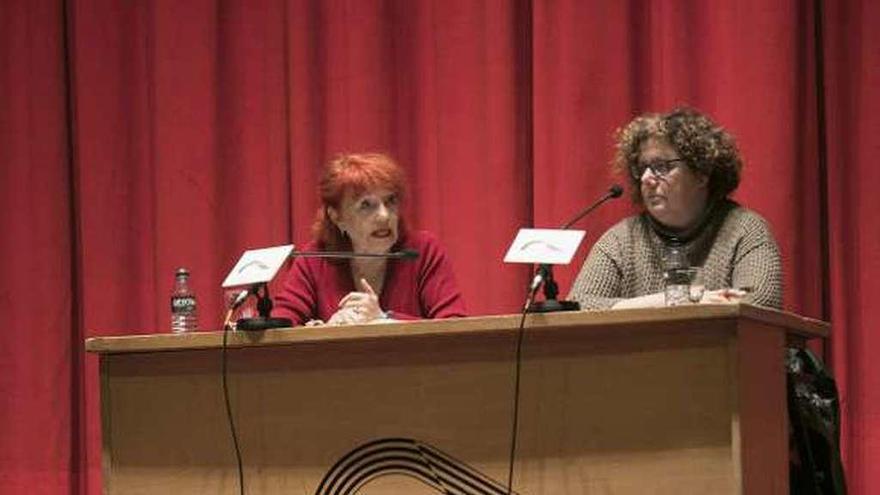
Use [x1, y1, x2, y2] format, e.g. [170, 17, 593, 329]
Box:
[175, 267, 190, 277]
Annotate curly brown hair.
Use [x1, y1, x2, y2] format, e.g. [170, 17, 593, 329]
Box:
[613, 107, 743, 206]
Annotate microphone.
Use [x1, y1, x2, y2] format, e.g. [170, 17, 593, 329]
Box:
[560, 184, 623, 229]
[527, 185, 623, 313]
[234, 248, 419, 331]
[289, 249, 419, 260]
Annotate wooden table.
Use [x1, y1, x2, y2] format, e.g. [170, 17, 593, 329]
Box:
[86, 304, 827, 494]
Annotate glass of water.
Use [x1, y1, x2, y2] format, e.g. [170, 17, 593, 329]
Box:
[665, 267, 701, 306]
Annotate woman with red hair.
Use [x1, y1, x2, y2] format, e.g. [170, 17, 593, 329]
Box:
[274, 153, 467, 326]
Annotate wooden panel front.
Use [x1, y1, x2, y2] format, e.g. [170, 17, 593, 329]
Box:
[100, 318, 751, 494]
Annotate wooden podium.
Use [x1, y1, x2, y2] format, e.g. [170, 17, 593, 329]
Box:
[86, 304, 827, 494]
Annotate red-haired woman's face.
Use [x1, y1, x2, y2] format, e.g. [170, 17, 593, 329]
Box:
[329, 188, 400, 254]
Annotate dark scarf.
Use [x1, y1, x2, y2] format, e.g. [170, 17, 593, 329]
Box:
[643, 198, 736, 266]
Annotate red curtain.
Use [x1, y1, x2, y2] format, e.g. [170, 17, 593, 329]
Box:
[0, 0, 78, 491]
[1, 0, 877, 493]
[824, 1, 880, 493]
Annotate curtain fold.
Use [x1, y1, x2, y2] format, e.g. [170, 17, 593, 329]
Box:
[824, 1, 880, 492]
[0, 0, 76, 490]
[0, 0, 876, 493]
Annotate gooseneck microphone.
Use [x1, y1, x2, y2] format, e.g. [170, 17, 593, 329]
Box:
[233, 249, 420, 331]
[526, 184, 623, 312]
[508, 184, 624, 495]
[220, 246, 421, 495]
[562, 184, 623, 229]
[289, 249, 419, 260]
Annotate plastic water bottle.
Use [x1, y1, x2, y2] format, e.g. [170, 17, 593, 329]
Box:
[170, 268, 198, 333]
[663, 245, 691, 306]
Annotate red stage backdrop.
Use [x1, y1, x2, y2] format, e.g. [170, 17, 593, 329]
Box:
[1, 0, 877, 493]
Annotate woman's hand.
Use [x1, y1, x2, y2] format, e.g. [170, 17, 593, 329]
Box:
[610, 287, 749, 310]
[698, 288, 749, 304]
[611, 292, 666, 309]
[329, 278, 384, 324]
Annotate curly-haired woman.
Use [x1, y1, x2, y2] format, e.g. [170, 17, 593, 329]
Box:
[569, 107, 783, 309]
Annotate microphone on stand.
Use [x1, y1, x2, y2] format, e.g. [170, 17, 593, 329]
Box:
[287, 249, 419, 260]
[561, 184, 624, 229]
[235, 249, 419, 331]
[527, 185, 623, 313]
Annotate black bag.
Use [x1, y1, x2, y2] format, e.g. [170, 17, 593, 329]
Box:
[787, 347, 848, 494]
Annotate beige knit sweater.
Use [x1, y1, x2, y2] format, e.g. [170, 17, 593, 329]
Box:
[568, 201, 783, 310]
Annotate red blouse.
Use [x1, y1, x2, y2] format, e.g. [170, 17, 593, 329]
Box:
[273, 230, 467, 326]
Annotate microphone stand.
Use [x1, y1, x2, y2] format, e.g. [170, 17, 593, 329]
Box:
[234, 249, 419, 331]
[527, 185, 623, 313]
[527, 264, 580, 312]
[236, 283, 290, 331]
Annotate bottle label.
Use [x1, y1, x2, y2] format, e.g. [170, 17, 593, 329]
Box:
[664, 268, 692, 285]
[171, 296, 197, 314]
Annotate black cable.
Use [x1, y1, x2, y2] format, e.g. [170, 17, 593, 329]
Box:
[221, 309, 246, 495]
[505, 288, 538, 494]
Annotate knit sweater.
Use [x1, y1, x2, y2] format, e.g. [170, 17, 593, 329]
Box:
[568, 201, 783, 309]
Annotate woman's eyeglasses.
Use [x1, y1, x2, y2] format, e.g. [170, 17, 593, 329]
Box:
[629, 158, 687, 181]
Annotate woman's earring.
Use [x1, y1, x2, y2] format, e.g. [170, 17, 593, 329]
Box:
[337, 224, 348, 237]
